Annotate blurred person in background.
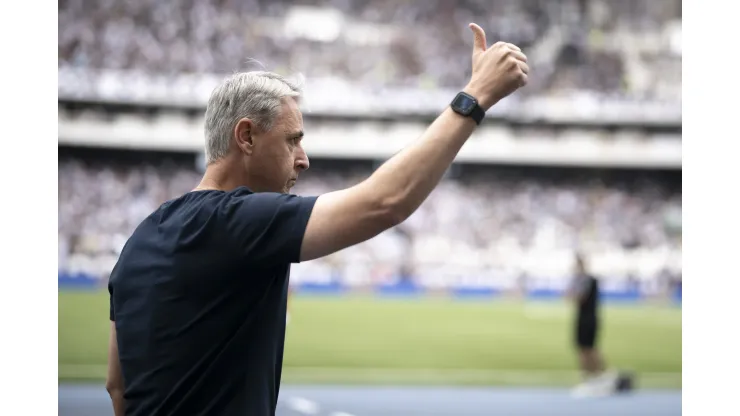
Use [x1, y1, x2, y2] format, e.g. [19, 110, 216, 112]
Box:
[105, 23, 528, 416]
[567, 252, 616, 396]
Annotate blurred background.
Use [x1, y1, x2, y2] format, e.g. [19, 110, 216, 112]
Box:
[58, 0, 681, 415]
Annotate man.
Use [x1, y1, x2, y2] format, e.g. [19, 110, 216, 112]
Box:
[106, 23, 528, 416]
[567, 253, 615, 396]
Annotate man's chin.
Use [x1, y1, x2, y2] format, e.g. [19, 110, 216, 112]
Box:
[284, 180, 297, 193]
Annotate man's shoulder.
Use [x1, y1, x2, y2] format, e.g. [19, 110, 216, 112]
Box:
[120, 189, 251, 251]
[167, 187, 314, 214]
[122, 187, 317, 268]
[153, 187, 254, 224]
[206, 188, 318, 225]
[110, 190, 253, 285]
[168, 187, 254, 209]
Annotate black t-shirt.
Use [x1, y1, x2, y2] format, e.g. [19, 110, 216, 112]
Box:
[108, 187, 317, 416]
[573, 274, 599, 322]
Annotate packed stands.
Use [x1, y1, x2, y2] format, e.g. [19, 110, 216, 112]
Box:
[58, 148, 681, 294]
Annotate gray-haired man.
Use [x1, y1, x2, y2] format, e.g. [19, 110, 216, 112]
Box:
[106, 23, 528, 416]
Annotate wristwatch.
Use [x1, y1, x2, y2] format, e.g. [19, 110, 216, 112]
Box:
[450, 92, 485, 125]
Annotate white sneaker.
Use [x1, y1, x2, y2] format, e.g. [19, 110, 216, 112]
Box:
[594, 371, 620, 395]
[571, 373, 616, 398]
[571, 382, 593, 398]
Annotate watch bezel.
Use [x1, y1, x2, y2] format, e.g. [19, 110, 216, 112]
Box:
[451, 92, 478, 116]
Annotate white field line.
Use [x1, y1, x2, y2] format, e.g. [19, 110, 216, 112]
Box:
[285, 396, 320, 415]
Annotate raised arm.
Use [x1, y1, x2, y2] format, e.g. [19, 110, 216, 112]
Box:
[300, 23, 529, 262]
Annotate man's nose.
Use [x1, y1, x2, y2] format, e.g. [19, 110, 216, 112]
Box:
[295, 147, 309, 171]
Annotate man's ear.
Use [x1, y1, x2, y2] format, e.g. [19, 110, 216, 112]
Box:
[234, 118, 254, 156]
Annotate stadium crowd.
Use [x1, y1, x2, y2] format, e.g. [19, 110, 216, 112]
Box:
[58, 0, 681, 101]
[58, 151, 682, 292]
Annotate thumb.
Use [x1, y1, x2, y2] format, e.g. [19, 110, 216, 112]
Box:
[469, 23, 487, 53]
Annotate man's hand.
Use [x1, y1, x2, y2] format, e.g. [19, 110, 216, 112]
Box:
[464, 23, 529, 110]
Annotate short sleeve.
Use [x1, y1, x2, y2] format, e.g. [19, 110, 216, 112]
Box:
[220, 192, 318, 267]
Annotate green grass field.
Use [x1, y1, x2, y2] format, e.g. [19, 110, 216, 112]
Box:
[59, 291, 681, 388]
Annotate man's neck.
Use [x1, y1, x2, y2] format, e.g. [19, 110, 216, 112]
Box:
[194, 158, 251, 192]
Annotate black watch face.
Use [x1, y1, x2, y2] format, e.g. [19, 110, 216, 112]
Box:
[452, 93, 477, 115]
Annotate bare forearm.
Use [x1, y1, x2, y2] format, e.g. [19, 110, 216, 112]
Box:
[109, 390, 126, 416]
[366, 106, 478, 220]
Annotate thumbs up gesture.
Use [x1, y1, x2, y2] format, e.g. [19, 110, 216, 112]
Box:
[464, 23, 529, 110]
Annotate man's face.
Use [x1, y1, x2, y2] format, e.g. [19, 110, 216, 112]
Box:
[239, 98, 309, 193]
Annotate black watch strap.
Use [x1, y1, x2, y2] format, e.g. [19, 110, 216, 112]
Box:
[450, 92, 485, 125]
[469, 104, 485, 125]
